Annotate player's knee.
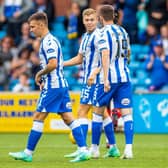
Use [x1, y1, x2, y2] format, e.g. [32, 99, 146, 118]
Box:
[93, 106, 105, 115]
[61, 112, 74, 125]
[78, 110, 88, 118]
[77, 105, 90, 118]
[103, 109, 110, 118]
[33, 112, 48, 121]
[121, 108, 132, 116]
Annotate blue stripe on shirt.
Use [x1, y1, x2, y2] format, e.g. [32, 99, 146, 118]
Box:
[106, 30, 112, 83]
[54, 39, 62, 88]
[86, 35, 95, 81]
[41, 40, 51, 88]
[81, 34, 87, 51]
[119, 26, 130, 82]
[111, 26, 121, 83]
[83, 34, 90, 51]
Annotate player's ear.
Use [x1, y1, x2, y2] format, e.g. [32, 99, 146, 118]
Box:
[40, 23, 43, 27]
[99, 16, 103, 21]
[39, 22, 44, 28]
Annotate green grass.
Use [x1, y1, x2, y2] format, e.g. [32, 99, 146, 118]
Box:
[0, 133, 168, 168]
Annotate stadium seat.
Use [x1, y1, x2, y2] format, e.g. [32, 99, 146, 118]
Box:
[129, 61, 140, 70]
[131, 44, 149, 54]
[0, 30, 6, 39]
[131, 44, 141, 54]
[54, 16, 65, 23]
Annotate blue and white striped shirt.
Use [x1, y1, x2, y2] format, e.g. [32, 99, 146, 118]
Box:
[39, 33, 68, 89]
[79, 28, 101, 84]
[98, 24, 131, 84]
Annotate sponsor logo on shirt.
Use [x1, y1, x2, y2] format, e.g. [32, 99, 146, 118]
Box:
[98, 39, 106, 44]
[47, 48, 55, 53]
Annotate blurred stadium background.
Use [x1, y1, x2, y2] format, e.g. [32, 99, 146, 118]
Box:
[0, 0, 168, 167]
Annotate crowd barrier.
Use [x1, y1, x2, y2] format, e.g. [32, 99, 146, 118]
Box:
[0, 92, 92, 133]
[0, 92, 167, 133]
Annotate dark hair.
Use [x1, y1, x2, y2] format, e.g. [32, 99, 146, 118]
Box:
[114, 9, 119, 24]
[28, 12, 48, 26]
[100, 0, 113, 5]
[99, 5, 115, 21]
[1, 36, 15, 47]
[18, 47, 30, 58]
[0, 58, 3, 65]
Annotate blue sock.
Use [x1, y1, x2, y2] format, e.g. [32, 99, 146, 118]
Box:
[27, 121, 44, 151]
[81, 124, 88, 141]
[78, 118, 88, 142]
[123, 114, 134, 144]
[92, 113, 103, 145]
[69, 120, 86, 147]
[103, 117, 116, 145]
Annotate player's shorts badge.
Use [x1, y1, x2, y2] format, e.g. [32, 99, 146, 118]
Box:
[121, 98, 130, 106]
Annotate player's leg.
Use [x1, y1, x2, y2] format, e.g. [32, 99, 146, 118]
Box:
[61, 112, 91, 162]
[120, 108, 134, 159]
[64, 84, 93, 158]
[91, 83, 120, 158]
[114, 82, 134, 159]
[103, 110, 120, 158]
[90, 106, 104, 158]
[9, 112, 48, 162]
[78, 104, 91, 142]
[105, 107, 122, 147]
[64, 104, 91, 158]
[78, 84, 95, 142]
[9, 88, 60, 162]
[90, 84, 107, 158]
[103, 108, 116, 148]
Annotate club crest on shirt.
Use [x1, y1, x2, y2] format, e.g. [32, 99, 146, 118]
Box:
[121, 98, 130, 106]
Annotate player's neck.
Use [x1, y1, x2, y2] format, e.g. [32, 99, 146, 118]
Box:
[87, 29, 95, 34]
[104, 20, 114, 26]
[40, 29, 49, 38]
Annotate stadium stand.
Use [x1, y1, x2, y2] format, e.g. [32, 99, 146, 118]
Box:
[0, 0, 167, 92]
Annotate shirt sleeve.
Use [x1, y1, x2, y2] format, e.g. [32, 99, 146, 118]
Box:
[98, 29, 109, 52]
[78, 39, 83, 54]
[127, 34, 131, 51]
[43, 39, 58, 61]
[78, 34, 85, 54]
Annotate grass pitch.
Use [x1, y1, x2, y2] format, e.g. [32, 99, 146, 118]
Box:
[0, 133, 167, 168]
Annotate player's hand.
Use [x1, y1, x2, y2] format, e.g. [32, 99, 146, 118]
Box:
[150, 55, 155, 62]
[87, 75, 95, 86]
[39, 82, 44, 90]
[13, 11, 21, 18]
[104, 80, 110, 92]
[35, 72, 42, 86]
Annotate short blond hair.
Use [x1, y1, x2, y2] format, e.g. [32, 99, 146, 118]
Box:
[82, 8, 96, 17]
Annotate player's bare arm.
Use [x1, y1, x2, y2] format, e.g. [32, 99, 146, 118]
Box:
[127, 49, 131, 64]
[63, 53, 83, 67]
[87, 67, 101, 86]
[147, 55, 154, 70]
[163, 62, 168, 69]
[101, 49, 110, 92]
